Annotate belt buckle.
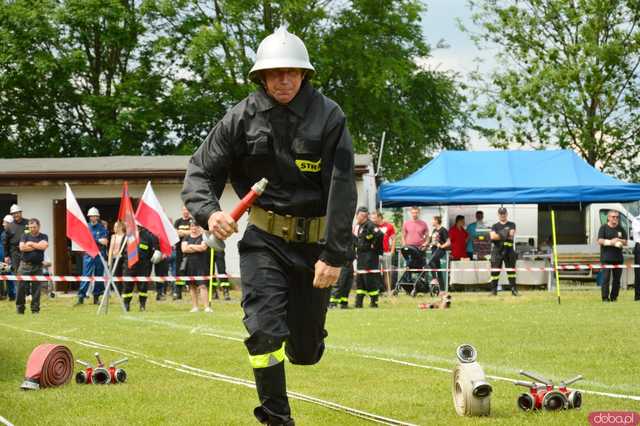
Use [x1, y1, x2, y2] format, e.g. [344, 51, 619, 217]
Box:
[294, 217, 307, 243]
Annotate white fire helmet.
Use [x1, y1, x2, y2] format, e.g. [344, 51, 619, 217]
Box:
[9, 204, 21, 214]
[249, 26, 315, 83]
[87, 207, 100, 217]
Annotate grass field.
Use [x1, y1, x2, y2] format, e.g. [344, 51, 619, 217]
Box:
[1, 287, 639, 425]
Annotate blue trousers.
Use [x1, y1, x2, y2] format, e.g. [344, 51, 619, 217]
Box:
[78, 254, 105, 299]
[1, 280, 16, 299]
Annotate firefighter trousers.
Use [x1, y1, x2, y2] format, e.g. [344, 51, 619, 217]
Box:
[355, 251, 381, 305]
[239, 226, 330, 423]
[330, 263, 353, 306]
[123, 281, 148, 308]
[490, 248, 516, 292]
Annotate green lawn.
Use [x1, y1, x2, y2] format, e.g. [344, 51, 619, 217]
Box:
[1, 288, 639, 425]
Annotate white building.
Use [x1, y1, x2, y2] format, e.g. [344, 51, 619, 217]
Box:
[0, 155, 374, 289]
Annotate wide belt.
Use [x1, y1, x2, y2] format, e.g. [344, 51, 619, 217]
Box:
[248, 206, 326, 244]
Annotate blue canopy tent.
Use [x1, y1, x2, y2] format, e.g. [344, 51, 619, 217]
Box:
[378, 150, 640, 206]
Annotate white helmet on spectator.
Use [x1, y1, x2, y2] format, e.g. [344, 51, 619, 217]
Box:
[249, 26, 315, 83]
[3, 214, 13, 223]
[150, 250, 163, 264]
[9, 204, 21, 214]
[87, 207, 100, 217]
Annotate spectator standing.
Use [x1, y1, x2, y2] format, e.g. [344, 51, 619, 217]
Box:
[108, 220, 126, 295]
[77, 207, 109, 305]
[181, 221, 211, 312]
[428, 216, 450, 292]
[632, 213, 640, 301]
[173, 206, 192, 300]
[123, 225, 158, 311]
[355, 206, 383, 308]
[372, 210, 396, 293]
[402, 206, 429, 250]
[108, 221, 126, 272]
[1, 214, 16, 301]
[489, 207, 518, 296]
[466, 211, 484, 259]
[449, 215, 468, 261]
[597, 210, 627, 302]
[16, 219, 48, 314]
[4, 205, 29, 293]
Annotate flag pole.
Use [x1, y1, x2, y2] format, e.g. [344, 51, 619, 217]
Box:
[208, 247, 215, 307]
[551, 210, 562, 305]
[97, 242, 127, 314]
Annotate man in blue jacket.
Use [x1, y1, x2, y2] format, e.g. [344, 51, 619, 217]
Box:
[76, 207, 109, 305]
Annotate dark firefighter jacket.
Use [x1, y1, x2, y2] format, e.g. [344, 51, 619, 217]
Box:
[181, 80, 357, 267]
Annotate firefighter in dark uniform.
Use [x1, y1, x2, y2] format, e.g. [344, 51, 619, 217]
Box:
[123, 226, 159, 311]
[181, 27, 356, 426]
[3, 204, 29, 301]
[329, 229, 356, 309]
[354, 206, 383, 308]
[489, 207, 518, 296]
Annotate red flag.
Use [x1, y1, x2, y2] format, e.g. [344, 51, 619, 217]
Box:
[135, 181, 179, 256]
[119, 181, 140, 268]
[65, 183, 99, 258]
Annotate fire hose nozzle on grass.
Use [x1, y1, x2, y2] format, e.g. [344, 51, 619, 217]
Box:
[452, 344, 492, 417]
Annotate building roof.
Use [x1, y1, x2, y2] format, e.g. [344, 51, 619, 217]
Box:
[0, 154, 372, 184]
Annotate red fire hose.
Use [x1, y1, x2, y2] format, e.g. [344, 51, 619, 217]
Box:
[21, 344, 74, 390]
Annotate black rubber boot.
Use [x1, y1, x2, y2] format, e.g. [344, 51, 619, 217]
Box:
[490, 282, 498, 296]
[511, 285, 519, 296]
[124, 301, 130, 312]
[253, 363, 292, 425]
[93, 295, 100, 305]
[223, 287, 230, 301]
[354, 293, 364, 308]
[370, 295, 379, 308]
[339, 302, 349, 309]
[213, 288, 220, 300]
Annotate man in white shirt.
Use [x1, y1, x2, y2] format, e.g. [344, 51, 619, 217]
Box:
[632, 214, 640, 301]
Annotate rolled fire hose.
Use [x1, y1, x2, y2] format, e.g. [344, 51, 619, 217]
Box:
[452, 344, 492, 417]
[21, 344, 74, 390]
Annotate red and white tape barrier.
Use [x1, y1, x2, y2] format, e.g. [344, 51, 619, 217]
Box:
[1, 263, 639, 282]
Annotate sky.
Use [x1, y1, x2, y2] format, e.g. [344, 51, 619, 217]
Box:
[418, 0, 499, 150]
[419, 0, 488, 77]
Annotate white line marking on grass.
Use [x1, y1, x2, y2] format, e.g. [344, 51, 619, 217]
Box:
[123, 316, 640, 399]
[123, 316, 246, 342]
[0, 415, 15, 426]
[163, 361, 417, 426]
[363, 355, 640, 402]
[1, 324, 416, 426]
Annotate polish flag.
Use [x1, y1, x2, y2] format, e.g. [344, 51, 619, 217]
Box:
[65, 183, 99, 258]
[118, 181, 140, 268]
[134, 181, 179, 256]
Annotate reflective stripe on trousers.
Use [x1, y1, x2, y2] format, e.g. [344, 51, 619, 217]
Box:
[249, 343, 286, 369]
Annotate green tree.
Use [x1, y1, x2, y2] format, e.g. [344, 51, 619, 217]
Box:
[0, 0, 175, 156]
[466, 0, 640, 181]
[158, 0, 469, 179]
[1, 0, 469, 180]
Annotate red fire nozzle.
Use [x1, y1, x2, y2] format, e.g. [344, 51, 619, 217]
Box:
[204, 178, 268, 250]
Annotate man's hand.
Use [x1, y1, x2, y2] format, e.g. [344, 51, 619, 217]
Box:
[313, 260, 341, 288]
[4, 257, 10, 264]
[208, 211, 238, 240]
